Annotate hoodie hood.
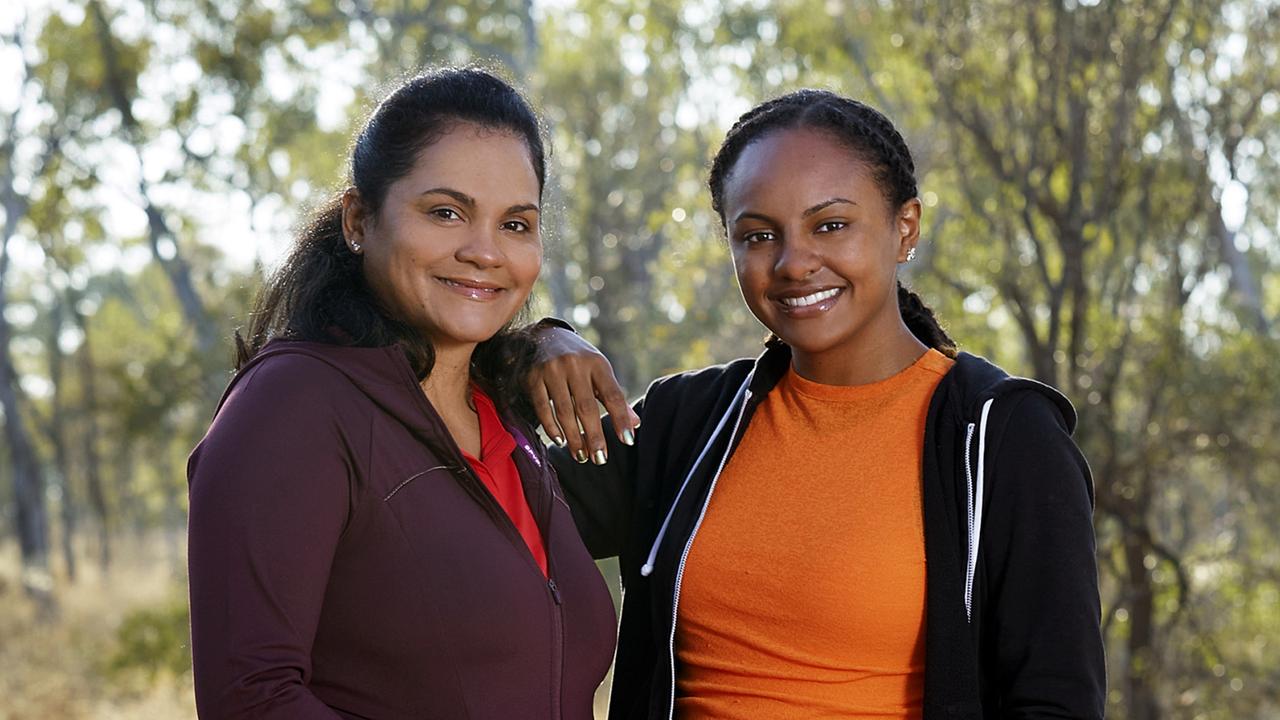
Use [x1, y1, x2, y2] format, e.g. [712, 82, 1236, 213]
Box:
[219, 340, 487, 469]
[946, 352, 1078, 433]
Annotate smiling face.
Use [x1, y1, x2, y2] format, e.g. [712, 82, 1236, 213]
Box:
[342, 123, 542, 354]
[722, 126, 923, 383]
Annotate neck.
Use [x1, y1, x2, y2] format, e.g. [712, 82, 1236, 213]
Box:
[419, 342, 477, 415]
[792, 317, 928, 386]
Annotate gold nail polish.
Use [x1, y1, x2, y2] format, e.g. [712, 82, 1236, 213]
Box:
[553, 435, 567, 447]
[592, 449, 607, 465]
[621, 428, 635, 446]
[575, 449, 588, 464]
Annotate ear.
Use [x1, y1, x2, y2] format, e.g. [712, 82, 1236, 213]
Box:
[895, 197, 922, 263]
[341, 188, 369, 253]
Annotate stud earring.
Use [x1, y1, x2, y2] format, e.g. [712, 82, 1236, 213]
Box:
[906, 247, 917, 262]
[350, 242, 362, 253]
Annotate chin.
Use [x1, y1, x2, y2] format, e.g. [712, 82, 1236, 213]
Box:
[770, 329, 848, 356]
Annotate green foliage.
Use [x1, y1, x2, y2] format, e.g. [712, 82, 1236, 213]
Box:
[104, 597, 192, 685]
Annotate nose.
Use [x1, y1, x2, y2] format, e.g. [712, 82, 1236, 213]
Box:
[455, 225, 504, 269]
[773, 234, 821, 280]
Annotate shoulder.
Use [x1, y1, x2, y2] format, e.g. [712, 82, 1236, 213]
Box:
[191, 349, 371, 481]
[207, 349, 370, 446]
[229, 348, 360, 409]
[943, 353, 1079, 433]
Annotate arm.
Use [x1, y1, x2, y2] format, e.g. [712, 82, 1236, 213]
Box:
[547, 396, 644, 559]
[527, 323, 642, 558]
[187, 360, 355, 719]
[984, 393, 1106, 719]
[525, 322, 640, 465]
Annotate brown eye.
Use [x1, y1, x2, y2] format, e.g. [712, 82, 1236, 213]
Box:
[430, 207, 462, 221]
[740, 230, 776, 244]
[815, 221, 847, 233]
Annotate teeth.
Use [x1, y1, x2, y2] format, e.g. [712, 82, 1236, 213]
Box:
[781, 288, 840, 308]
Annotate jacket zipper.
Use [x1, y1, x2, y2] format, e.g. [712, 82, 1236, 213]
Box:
[390, 348, 567, 715]
[665, 388, 753, 720]
[547, 576, 564, 719]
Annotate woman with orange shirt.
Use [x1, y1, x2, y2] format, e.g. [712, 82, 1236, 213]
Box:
[529, 90, 1105, 719]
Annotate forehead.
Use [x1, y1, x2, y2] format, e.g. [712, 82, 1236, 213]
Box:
[722, 127, 881, 213]
[397, 124, 540, 200]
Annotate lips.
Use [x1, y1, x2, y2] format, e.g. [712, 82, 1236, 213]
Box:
[437, 276, 505, 300]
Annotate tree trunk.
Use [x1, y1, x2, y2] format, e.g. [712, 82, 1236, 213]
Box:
[47, 295, 77, 582]
[1123, 531, 1160, 720]
[0, 233, 54, 613]
[71, 294, 111, 572]
[89, 0, 223, 400]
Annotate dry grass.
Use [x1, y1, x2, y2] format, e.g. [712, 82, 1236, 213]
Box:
[0, 535, 195, 720]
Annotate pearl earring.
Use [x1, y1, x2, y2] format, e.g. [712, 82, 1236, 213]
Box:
[351, 242, 362, 253]
[906, 247, 917, 262]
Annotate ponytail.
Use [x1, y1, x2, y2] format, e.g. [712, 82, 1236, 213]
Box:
[897, 281, 956, 358]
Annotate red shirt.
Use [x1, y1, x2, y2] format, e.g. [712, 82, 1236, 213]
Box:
[460, 386, 549, 576]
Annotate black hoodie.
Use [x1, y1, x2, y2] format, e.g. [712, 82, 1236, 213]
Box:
[553, 345, 1105, 719]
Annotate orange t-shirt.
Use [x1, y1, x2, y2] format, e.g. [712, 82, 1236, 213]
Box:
[674, 349, 955, 719]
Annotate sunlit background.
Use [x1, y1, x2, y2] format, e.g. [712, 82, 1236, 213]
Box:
[1, 0, 1277, 718]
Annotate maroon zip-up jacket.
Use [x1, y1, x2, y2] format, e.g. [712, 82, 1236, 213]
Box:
[187, 340, 617, 719]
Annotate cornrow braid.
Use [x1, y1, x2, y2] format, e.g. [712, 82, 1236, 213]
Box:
[709, 89, 956, 357]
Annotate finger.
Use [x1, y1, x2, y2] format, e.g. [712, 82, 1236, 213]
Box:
[546, 372, 589, 464]
[591, 363, 636, 446]
[567, 369, 608, 465]
[529, 380, 566, 448]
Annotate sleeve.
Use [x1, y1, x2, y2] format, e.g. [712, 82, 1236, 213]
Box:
[983, 392, 1106, 720]
[550, 394, 646, 560]
[186, 359, 357, 719]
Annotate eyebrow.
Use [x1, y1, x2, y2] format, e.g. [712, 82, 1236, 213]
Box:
[801, 198, 857, 218]
[419, 188, 539, 216]
[505, 203, 541, 215]
[419, 187, 475, 207]
[731, 197, 858, 225]
[731, 211, 774, 225]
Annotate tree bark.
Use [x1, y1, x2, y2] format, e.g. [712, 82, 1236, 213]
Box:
[70, 294, 112, 572]
[88, 0, 223, 399]
[47, 295, 77, 582]
[0, 232, 54, 612]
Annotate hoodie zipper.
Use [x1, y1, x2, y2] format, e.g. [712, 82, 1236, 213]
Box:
[664, 387, 753, 720]
[547, 575, 565, 719]
[391, 348, 567, 716]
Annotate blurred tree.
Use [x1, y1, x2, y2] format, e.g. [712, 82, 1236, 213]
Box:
[0, 11, 65, 612]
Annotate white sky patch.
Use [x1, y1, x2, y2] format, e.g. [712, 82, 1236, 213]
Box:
[1221, 181, 1248, 233]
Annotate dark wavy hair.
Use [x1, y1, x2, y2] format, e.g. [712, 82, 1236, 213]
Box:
[708, 89, 956, 357]
[235, 67, 547, 417]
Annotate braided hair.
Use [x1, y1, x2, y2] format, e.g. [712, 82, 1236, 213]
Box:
[708, 89, 956, 357]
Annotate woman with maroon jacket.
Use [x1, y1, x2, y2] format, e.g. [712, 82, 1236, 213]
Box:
[186, 68, 617, 719]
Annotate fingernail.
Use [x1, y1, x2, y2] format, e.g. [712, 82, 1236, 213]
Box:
[553, 435, 567, 447]
[575, 449, 589, 464]
[621, 428, 635, 446]
[592, 449, 607, 465]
